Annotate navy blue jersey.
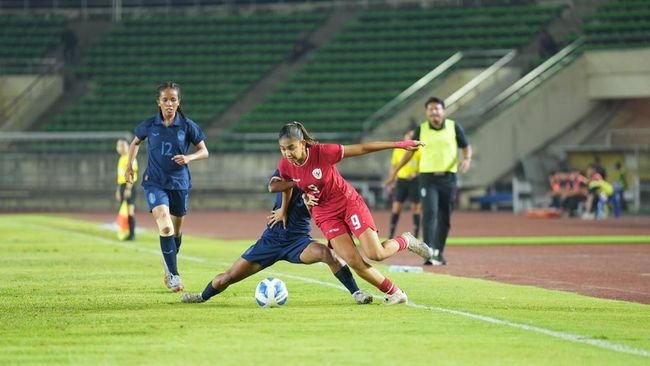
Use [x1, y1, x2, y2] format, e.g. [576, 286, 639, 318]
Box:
[263, 170, 311, 241]
[135, 113, 205, 190]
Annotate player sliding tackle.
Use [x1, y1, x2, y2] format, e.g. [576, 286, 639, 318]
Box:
[181, 170, 374, 305]
[275, 122, 433, 305]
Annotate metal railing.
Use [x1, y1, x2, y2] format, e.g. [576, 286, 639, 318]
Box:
[479, 37, 585, 120]
[0, 58, 63, 130]
[360, 52, 463, 134]
[444, 49, 516, 115]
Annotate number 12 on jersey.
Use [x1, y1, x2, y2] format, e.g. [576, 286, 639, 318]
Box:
[161, 142, 173, 156]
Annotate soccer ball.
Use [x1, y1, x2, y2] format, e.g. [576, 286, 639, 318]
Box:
[255, 277, 288, 308]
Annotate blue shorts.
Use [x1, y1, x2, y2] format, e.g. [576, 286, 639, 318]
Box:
[242, 235, 313, 268]
[143, 186, 189, 217]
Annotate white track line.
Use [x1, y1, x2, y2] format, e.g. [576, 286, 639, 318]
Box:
[35, 225, 650, 359]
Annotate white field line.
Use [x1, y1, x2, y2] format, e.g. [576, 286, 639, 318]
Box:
[24, 223, 650, 359]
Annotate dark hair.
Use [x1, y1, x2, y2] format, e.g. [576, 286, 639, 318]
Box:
[425, 96, 445, 109]
[156, 81, 185, 119]
[278, 121, 318, 147]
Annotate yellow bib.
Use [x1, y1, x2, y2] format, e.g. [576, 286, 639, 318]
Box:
[419, 119, 458, 173]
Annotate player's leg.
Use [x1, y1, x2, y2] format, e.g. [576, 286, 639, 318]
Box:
[299, 241, 371, 303]
[182, 258, 263, 303]
[170, 215, 184, 253]
[329, 234, 406, 305]
[169, 190, 189, 253]
[152, 203, 182, 291]
[347, 198, 431, 262]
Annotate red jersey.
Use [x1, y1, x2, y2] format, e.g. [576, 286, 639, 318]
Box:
[278, 144, 361, 219]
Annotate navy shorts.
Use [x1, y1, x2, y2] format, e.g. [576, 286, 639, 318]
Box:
[242, 235, 313, 268]
[143, 186, 189, 217]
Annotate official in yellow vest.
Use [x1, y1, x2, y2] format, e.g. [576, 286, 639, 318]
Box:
[387, 128, 422, 239]
[116, 138, 138, 240]
[387, 97, 472, 265]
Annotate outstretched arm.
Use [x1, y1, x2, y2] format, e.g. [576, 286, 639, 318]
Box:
[342, 140, 422, 159]
[125, 137, 141, 184]
[385, 150, 415, 185]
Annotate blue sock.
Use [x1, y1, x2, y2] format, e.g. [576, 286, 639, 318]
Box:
[334, 265, 359, 294]
[160, 235, 178, 275]
[175, 234, 182, 253]
[201, 281, 221, 300]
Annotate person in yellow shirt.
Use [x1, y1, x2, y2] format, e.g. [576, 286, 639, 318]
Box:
[116, 138, 138, 240]
[387, 129, 422, 239]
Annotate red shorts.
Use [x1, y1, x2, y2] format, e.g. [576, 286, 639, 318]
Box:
[313, 195, 377, 241]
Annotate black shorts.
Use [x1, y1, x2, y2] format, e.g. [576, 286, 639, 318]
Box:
[395, 178, 420, 204]
[118, 184, 137, 205]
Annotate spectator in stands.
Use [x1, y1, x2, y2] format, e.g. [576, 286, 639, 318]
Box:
[561, 170, 588, 217]
[591, 154, 607, 179]
[582, 165, 614, 219]
[547, 170, 563, 209]
[124, 82, 209, 293]
[116, 138, 138, 241]
[61, 28, 78, 62]
[614, 161, 628, 212]
[538, 30, 558, 59]
[387, 97, 472, 265]
[288, 34, 312, 62]
[386, 128, 422, 239]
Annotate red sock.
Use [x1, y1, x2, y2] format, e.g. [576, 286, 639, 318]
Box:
[395, 235, 408, 251]
[378, 278, 399, 295]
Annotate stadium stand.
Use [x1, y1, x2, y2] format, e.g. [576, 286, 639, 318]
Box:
[39, 13, 326, 133]
[0, 15, 66, 73]
[231, 4, 563, 144]
[583, 0, 650, 48]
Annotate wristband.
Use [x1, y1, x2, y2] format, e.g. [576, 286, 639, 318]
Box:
[394, 140, 417, 149]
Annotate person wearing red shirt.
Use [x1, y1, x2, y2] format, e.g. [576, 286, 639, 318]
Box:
[275, 122, 433, 305]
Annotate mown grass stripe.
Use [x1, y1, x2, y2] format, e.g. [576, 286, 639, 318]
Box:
[27, 220, 650, 359]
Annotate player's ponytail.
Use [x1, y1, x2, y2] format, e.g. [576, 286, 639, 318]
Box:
[278, 121, 318, 147]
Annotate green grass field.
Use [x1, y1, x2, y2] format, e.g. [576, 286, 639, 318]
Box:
[2, 214, 649, 365]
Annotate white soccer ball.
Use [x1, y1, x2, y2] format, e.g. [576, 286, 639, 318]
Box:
[255, 277, 288, 308]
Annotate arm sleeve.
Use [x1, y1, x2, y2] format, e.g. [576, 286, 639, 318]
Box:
[269, 169, 282, 183]
[187, 120, 206, 145]
[321, 144, 344, 164]
[455, 122, 469, 148]
[134, 121, 148, 140]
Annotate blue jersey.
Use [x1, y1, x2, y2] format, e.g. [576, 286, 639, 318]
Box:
[263, 171, 312, 241]
[135, 113, 205, 190]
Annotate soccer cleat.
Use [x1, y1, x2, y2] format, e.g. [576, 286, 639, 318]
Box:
[383, 290, 408, 305]
[162, 258, 172, 289]
[181, 293, 205, 303]
[168, 274, 184, 293]
[352, 290, 373, 305]
[401, 232, 433, 261]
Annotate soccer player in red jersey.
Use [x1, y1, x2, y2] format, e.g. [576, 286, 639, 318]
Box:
[276, 122, 433, 305]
